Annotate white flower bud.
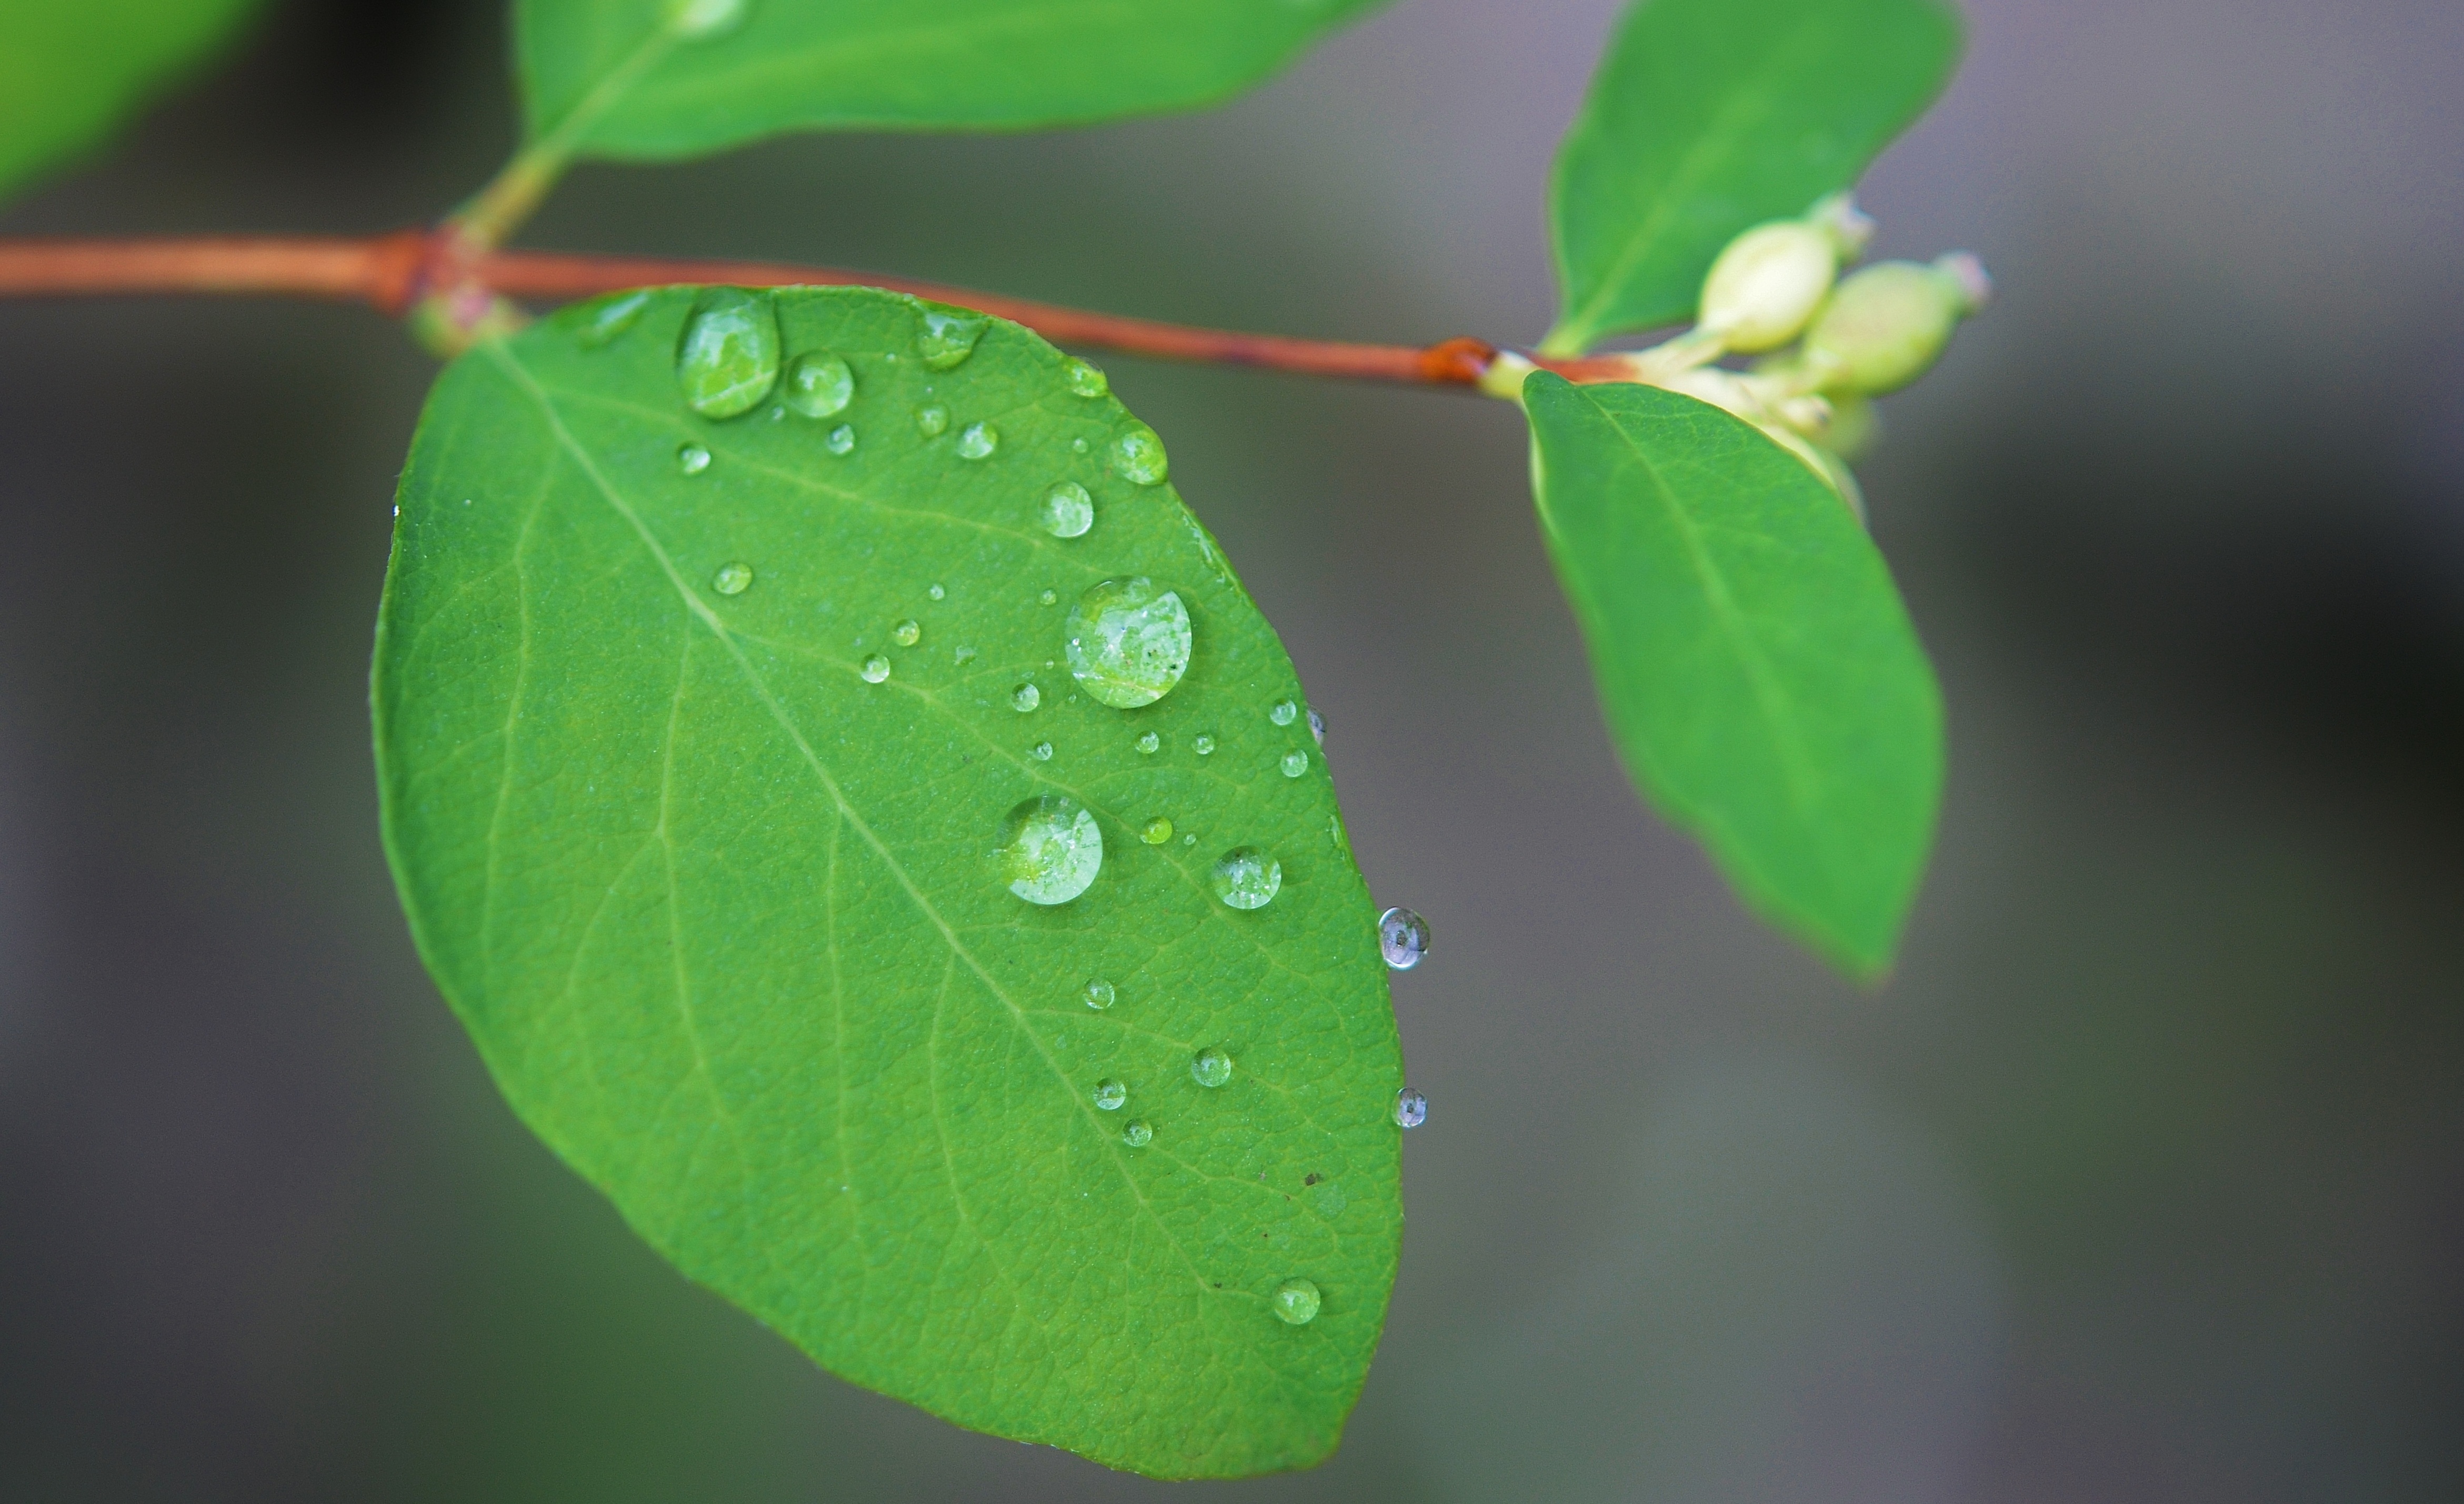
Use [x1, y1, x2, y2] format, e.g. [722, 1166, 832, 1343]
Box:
[1801, 253, 1989, 396]
[1696, 194, 1871, 354]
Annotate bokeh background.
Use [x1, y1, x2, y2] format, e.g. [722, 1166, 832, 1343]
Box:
[4, 0, 2461, 1498]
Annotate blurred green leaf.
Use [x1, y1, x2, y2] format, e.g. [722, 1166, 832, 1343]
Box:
[0, 0, 259, 204]
[515, 0, 1388, 164]
[373, 285, 1401, 1478]
[1541, 0, 1961, 355]
[1524, 374, 1941, 977]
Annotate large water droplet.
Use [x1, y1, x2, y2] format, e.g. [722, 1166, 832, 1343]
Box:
[1040, 482, 1095, 538]
[1191, 1047, 1234, 1088]
[675, 288, 780, 419]
[1271, 1277, 1320, 1326]
[995, 795, 1101, 905]
[1011, 682, 1041, 713]
[665, 0, 748, 38]
[1093, 1079, 1127, 1111]
[859, 655, 890, 684]
[1211, 848, 1281, 909]
[1269, 698, 1297, 726]
[1083, 979, 1116, 1010]
[957, 422, 999, 460]
[1377, 907, 1430, 970]
[1028, 740, 1054, 761]
[890, 619, 920, 647]
[1064, 577, 1191, 708]
[917, 309, 986, 370]
[825, 424, 857, 456]
[915, 404, 949, 438]
[576, 290, 651, 348]
[1308, 708, 1326, 746]
[1113, 425, 1169, 485]
[677, 443, 712, 475]
[712, 562, 753, 596]
[1280, 750, 1309, 778]
[1121, 1119, 1152, 1147]
[1394, 1088, 1427, 1128]
[782, 352, 854, 417]
[1140, 816, 1174, 845]
[1064, 358, 1109, 398]
[1135, 731, 1160, 755]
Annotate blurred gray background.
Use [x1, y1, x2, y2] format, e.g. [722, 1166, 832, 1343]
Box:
[3, 0, 2460, 1498]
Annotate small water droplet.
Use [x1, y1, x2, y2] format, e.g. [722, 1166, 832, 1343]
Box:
[1121, 1119, 1152, 1147]
[1113, 425, 1168, 486]
[576, 290, 651, 348]
[917, 309, 987, 370]
[1028, 740, 1054, 761]
[1394, 1088, 1427, 1128]
[1270, 1277, 1321, 1326]
[1193, 735, 1216, 756]
[677, 443, 712, 475]
[1191, 1047, 1234, 1088]
[1072, 437, 1090, 454]
[1308, 708, 1326, 746]
[929, 583, 946, 600]
[1038, 588, 1058, 607]
[1064, 357, 1109, 398]
[956, 422, 999, 460]
[664, 0, 748, 38]
[782, 352, 854, 417]
[994, 795, 1101, 905]
[825, 424, 857, 456]
[1280, 749, 1309, 778]
[1040, 481, 1095, 538]
[1065, 577, 1191, 708]
[1140, 816, 1174, 845]
[1377, 907, 1430, 970]
[1135, 731, 1160, 755]
[1211, 848, 1281, 909]
[1083, 979, 1116, 1010]
[890, 619, 920, 647]
[1093, 1078, 1127, 1111]
[712, 562, 753, 595]
[675, 288, 780, 418]
[1269, 699, 1297, 726]
[1183, 833, 1197, 847]
[1011, 682, 1041, 713]
[915, 404, 949, 438]
[859, 655, 890, 684]
[953, 644, 977, 665]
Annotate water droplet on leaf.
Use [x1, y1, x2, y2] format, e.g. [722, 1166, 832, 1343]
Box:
[915, 404, 949, 438]
[1121, 1119, 1152, 1147]
[1191, 1047, 1234, 1088]
[953, 644, 977, 665]
[711, 562, 753, 595]
[1113, 425, 1168, 485]
[928, 583, 946, 601]
[1135, 731, 1160, 755]
[1064, 357, 1108, 398]
[890, 619, 920, 647]
[782, 352, 854, 417]
[1039, 588, 1058, 607]
[1040, 482, 1095, 538]
[1083, 979, 1115, 1010]
[1028, 740, 1054, 761]
[1093, 1079, 1127, 1111]
[995, 795, 1101, 905]
[957, 422, 999, 460]
[1280, 750, 1308, 778]
[1064, 577, 1191, 708]
[917, 309, 986, 370]
[859, 655, 890, 684]
[1193, 735, 1216, 756]
[1211, 848, 1281, 909]
[1394, 1088, 1427, 1128]
[1269, 699, 1297, 726]
[1140, 816, 1174, 845]
[677, 443, 712, 475]
[1011, 682, 1041, 713]
[1377, 907, 1430, 970]
[1271, 1277, 1320, 1326]
[826, 424, 857, 456]
[664, 0, 748, 38]
[675, 288, 780, 419]
[576, 290, 650, 348]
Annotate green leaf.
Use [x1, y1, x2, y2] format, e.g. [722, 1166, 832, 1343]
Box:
[515, 0, 1388, 164]
[1541, 0, 1962, 355]
[372, 285, 1401, 1478]
[1524, 374, 1941, 977]
[0, 0, 261, 204]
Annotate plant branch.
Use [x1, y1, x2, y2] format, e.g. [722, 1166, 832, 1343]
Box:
[0, 231, 1637, 390]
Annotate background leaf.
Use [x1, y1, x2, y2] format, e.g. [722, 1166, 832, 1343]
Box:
[1541, 0, 1962, 355]
[0, 0, 261, 204]
[372, 285, 1402, 1478]
[515, 0, 1388, 164]
[1524, 374, 1941, 977]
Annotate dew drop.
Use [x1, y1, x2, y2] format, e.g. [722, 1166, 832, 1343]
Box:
[957, 422, 999, 460]
[917, 309, 986, 370]
[1112, 425, 1169, 485]
[675, 288, 780, 418]
[994, 795, 1101, 905]
[1011, 682, 1041, 713]
[1135, 731, 1160, 755]
[664, 0, 748, 38]
[1394, 1088, 1428, 1129]
[915, 403, 949, 438]
[576, 290, 651, 348]
[1065, 577, 1191, 708]
[890, 619, 920, 647]
[1121, 1119, 1153, 1147]
[953, 644, 977, 665]
[1193, 734, 1216, 756]
[677, 443, 712, 475]
[1028, 740, 1054, 761]
[1269, 698, 1298, 726]
[1377, 906, 1431, 970]
[711, 562, 753, 596]
[782, 352, 854, 418]
[825, 424, 857, 456]
[1183, 834, 1197, 847]
[1308, 708, 1327, 746]
[1280, 749, 1309, 778]
[1191, 1047, 1234, 1088]
[1083, 979, 1116, 1010]
[1071, 437, 1090, 455]
[1093, 1078, 1127, 1111]
[1140, 816, 1174, 845]
[929, 583, 946, 601]
[1039, 588, 1058, 607]
[1064, 357, 1109, 398]
[1211, 848, 1281, 909]
[1040, 481, 1095, 538]
[1270, 1277, 1321, 1326]
[859, 655, 890, 684]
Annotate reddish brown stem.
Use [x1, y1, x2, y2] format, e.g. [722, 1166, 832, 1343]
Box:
[0, 231, 1632, 389]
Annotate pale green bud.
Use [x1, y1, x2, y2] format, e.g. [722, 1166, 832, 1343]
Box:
[1803, 252, 1991, 396]
[1696, 194, 1874, 354]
